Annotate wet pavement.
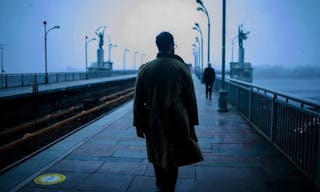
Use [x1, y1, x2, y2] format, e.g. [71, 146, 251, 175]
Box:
[0, 75, 314, 192]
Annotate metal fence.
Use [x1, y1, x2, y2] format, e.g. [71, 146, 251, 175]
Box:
[0, 70, 137, 89]
[215, 77, 320, 185]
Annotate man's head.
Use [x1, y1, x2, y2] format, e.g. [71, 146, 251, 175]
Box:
[208, 63, 211, 68]
[156, 31, 175, 54]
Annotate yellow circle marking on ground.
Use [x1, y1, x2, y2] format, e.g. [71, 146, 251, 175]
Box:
[34, 173, 66, 185]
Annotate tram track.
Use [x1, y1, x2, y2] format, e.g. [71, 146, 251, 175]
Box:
[0, 88, 134, 172]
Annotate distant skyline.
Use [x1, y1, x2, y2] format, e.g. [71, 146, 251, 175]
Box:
[0, 0, 320, 73]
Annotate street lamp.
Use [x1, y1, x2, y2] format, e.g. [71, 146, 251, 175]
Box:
[141, 53, 146, 67]
[108, 43, 118, 63]
[0, 43, 7, 75]
[192, 47, 197, 72]
[123, 48, 130, 71]
[85, 36, 96, 73]
[44, 21, 60, 84]
[192, 43, 199, 76]
[133, 51, 139, 71]
[196, 0, 211, 66]
[193, 23, 204, 73]
[195, 37, 201, 73]
[0, 43, 7, 88]
[107, 35, 117, 63]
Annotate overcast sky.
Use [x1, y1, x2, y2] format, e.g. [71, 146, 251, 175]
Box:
[0, 0, 319, 73]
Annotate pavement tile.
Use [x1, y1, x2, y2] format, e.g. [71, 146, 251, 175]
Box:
[78, 173, 133, 192]
[65, 155, 100, 161]
[197, 179, 274, 192]
[112, 150, 147, 159]
[47, 159, 104, 173]
[126, 175, 157, 192]
[178, 166, 196, 179]
[97, 161, 147, 175]
[70, 143, 115, 157]
[144, 163, 155, 176]
[176, 178, 197, 192]
[196, 166, 252, 181]
[271, 180, 314, 192]
[85, 137, 119, 145]
[98, 156, 146, 163]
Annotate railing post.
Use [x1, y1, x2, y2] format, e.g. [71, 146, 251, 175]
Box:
[0, 74, 3, 88]
[316, 117, 320, 191]
[270, 94, 277, 142]
[248, 86, 252, 121]
[35, 74, 37, 85]
[236, 82, 239, 107]
[32, 74, 38, 93]
[5, 74, 7, 88]
[21, 74, 24, 87]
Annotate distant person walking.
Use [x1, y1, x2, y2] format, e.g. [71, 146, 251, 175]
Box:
[133, 31, 203, 192]
[202, 63, 216, 100]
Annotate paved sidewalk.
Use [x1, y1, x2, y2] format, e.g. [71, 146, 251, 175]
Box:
[1, 75, 314, 192]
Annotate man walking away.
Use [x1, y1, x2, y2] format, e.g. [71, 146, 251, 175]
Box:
[202, 63, 216, 100]
[133, 31, 203, 192]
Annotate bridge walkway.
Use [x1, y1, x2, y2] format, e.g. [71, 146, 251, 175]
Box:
[0, 75, 314, 192]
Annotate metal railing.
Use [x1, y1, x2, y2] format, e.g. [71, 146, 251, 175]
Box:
[215, 77, 320, 185]
[0, 70, 137, 89]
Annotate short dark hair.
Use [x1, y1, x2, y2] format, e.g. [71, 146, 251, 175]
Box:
[156, 31, 174, 52]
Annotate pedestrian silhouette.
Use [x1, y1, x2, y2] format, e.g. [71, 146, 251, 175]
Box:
[133, 31, 203, 192]
[202, 63, 216, 100]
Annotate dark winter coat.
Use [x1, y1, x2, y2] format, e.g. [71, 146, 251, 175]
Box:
[203, 67, 216, 84]
[133, 53, 203, 168]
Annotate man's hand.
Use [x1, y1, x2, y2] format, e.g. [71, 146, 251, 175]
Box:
[136, 129, 146, 138]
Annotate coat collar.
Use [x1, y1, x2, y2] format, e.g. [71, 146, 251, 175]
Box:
[156, 53, 185, 64]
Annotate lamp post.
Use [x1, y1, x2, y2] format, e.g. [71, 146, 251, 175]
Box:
[0, 43, 6, 75]
[196, 0, 211, 66]
[192, 43, 199, 76]
[85, 36, 96, 73]
[107, 36, 117, 63]
[133, 51, 139, 71]
[195, 37, 201, 73]
[108, 43, 118, 63]
[123, 48, 130, 72]
[192, 47, 197, 72]
[44, 21, 60, 84]
[141, 53, 146, 67]
[218, 0, 228, 112]
[193, 23, 204, 73]
[0, 43, 6, 88]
